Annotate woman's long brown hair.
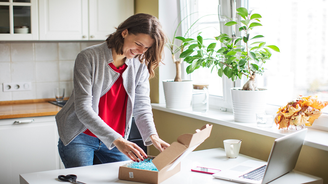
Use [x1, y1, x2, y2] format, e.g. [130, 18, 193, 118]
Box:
[106, 13, 167, 78]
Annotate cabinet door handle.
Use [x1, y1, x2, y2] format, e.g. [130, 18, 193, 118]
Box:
[82, 35, 87, 38]
[13, 119, 34, 124]
[90, 35, 94, 38]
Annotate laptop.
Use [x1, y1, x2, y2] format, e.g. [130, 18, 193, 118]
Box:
[213, 128, 307, 184]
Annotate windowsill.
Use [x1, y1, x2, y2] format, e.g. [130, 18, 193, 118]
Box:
[151, 103, 328, 152]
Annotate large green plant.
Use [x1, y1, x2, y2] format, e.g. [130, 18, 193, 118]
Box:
[179, 7, 280, 90]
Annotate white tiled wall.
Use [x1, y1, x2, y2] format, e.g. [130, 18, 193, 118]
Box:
[0, 41, 103, 101]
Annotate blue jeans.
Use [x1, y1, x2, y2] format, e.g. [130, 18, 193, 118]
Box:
[58, 133, 129, 168]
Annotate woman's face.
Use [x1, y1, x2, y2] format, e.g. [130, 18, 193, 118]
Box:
[121, 29, 154, 59]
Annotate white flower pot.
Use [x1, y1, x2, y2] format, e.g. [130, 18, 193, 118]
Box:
[163, 80, 193, 109]
[231, 87, 267, 123]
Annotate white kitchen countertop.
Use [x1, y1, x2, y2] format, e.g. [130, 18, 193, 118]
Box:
[20, 148, 322, 184]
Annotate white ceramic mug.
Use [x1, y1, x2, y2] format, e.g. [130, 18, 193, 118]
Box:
[223, 139, 242, 158]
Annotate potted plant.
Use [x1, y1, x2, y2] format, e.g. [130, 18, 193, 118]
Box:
[163, 14, 211, 109]
[179, 7, 280, 122]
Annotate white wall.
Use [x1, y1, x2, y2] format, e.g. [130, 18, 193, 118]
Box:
[0, 41, 102, 101]
[158, 0, 182, 104]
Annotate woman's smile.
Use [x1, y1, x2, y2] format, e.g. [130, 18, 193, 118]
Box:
[130, 49, 137, 56]
[121, 29, 154, 59]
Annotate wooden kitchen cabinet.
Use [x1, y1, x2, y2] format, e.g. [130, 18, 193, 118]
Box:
[0, 0, 39, 40]
[0, 116, 61, 184]
[39, 0, 134, 41]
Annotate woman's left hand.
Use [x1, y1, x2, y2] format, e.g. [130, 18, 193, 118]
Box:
[150, 134, 170, 152]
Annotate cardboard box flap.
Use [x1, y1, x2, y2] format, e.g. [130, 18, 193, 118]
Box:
[152, 124, 212, 172]
[152, 142, 187, 171]
[177, 124, 212, 147]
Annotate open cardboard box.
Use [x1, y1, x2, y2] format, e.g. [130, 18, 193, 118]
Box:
[118, 124, 213, 184]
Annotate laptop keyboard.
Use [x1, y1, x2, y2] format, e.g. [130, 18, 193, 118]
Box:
[240, 165, 267, 181]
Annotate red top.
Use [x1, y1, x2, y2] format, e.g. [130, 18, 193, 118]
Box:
[84, 63, 128, 137]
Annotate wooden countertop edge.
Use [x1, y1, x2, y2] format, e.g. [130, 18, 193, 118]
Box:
[0, 112, 59, 119]
[0, 98, 69, 105]
[0, 98, 67, 119]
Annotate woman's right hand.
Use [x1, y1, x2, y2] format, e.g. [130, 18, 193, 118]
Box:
[113, 137, 147, 162]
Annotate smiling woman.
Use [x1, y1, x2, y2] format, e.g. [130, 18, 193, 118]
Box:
[120, 30, 154, 60]
[55, 13, 170, 169]
[106, 13, 167, 78]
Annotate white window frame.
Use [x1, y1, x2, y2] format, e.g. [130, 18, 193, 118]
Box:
[178, 0, 328, 132]
[179, 0, 248, 112]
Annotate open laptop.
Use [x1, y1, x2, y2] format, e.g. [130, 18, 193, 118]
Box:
[213, 128, 307, 184]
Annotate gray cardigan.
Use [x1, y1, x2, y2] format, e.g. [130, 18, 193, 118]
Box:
[55, 42, 158, 149]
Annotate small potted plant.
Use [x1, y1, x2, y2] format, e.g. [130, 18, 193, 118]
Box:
[163, 14, 210, 109]
[179, 7, 280, 122]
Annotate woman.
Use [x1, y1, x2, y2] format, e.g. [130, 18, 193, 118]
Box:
[56, 13, 170, 168]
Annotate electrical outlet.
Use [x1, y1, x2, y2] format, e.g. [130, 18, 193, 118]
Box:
[2, 82, 32, 92]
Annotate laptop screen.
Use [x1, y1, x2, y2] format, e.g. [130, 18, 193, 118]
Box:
[262, 128, 307, 183]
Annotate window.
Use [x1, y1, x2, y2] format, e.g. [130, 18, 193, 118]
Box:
[180, 0, 235, 110]
[179, 0, 223, 95]
[181, 0, 328, 114]
[179, 0, 328, 131]
[248, 0, 328, 114]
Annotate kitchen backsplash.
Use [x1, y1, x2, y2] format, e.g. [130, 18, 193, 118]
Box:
[0, 41, 103, 101]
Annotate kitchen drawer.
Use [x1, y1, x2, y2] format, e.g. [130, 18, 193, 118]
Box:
[0, 116, 61, 184]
